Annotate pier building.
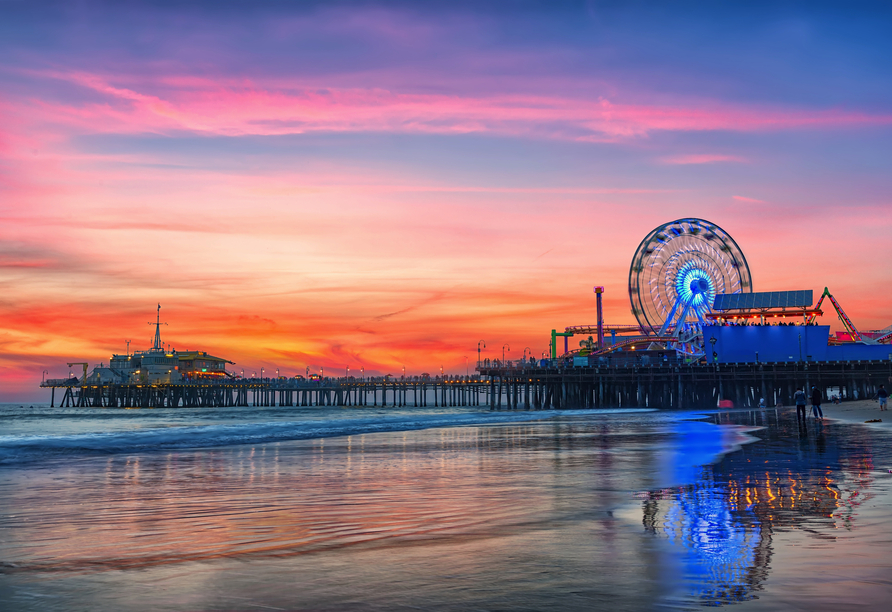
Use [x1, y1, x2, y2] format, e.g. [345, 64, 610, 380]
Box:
[81, 305, 234, 386]
[175, 351, 232, 380]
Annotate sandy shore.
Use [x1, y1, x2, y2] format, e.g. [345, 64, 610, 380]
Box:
[813, 398, 891, 428]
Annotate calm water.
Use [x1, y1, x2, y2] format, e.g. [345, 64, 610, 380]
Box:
[0, 403, 890, 610]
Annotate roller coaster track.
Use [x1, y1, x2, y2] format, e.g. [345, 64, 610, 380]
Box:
[561, 336, 680, 358]
[874, 329, 892, 344]
[564, 324, 656, 335]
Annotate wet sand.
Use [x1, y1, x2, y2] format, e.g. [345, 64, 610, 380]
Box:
[820, 399, 891, 428]
[2, 406, 891, 610]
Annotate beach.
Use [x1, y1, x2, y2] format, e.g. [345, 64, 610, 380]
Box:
[822, 398, 890, 428]
[1, 403, 891, 610]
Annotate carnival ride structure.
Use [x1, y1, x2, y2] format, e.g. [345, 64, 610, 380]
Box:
[552, 218, 753, 360]
[550, 218, 886, 362]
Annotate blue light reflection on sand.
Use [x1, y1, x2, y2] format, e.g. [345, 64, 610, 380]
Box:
[1, 406, 890, 610]
[633, 410, 891, 609]
[639, 417, 765, 604]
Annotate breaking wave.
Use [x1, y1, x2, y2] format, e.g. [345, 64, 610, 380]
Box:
[0, 408, 655, 466]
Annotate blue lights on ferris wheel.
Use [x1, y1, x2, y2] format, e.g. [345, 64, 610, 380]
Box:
[629, 218, 752, 334]
[674, 263, 715, 316]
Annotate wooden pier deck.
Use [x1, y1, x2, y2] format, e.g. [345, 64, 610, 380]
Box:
[40, 359, 891, 410]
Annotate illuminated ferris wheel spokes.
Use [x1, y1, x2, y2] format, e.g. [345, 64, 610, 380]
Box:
[629, 218, 752, 353]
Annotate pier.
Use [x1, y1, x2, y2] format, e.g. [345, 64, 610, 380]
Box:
[40, 377, 490, 409]
[479, 359, 892, 410]
[41, 358, 891, 410]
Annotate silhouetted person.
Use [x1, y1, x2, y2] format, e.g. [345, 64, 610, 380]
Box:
[811, 386, 824, 421]
[877, 385, 888, 411]
[794, 387, 807, 422]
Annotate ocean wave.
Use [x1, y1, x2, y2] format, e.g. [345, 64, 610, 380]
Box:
[0, 408, 655, 466]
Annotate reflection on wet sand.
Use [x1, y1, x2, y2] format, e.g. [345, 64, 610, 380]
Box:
[2, 427, 556, 574]
[640, 408, 879, 607]
[1, 409, 889, 611]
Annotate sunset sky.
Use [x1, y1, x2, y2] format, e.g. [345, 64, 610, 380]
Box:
[2, 1, 891, 401]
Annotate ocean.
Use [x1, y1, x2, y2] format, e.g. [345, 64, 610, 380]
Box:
[1, 402, 890, 610]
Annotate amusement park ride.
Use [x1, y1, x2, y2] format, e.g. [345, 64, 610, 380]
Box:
[552, 218, 889, 362]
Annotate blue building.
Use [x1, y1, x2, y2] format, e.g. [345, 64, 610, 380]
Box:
[703, 325, 892, 364]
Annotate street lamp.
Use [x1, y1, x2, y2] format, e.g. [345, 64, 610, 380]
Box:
[440, 365, 444, 378]
[321, 366, 324, 379]
[276, 368, 279, 379]
[477, 340, 486, 366]
[523, 347, 531, 363]
[502, 343, 510, 364]
[402, 365, 405, 379]
[361, 366, 364, 381]
[306, 366, 309, 378]
[261, 367, 264, 381]
[241, 369, 244, 378]
[42, 370, 48, 383]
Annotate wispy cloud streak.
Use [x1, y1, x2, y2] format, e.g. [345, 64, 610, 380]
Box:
[18, 71, 892, 142]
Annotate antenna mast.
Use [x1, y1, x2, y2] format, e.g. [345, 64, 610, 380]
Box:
[148, 303, 168, 351]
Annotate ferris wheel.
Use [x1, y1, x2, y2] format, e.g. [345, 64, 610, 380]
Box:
[629, 218, 752, 338]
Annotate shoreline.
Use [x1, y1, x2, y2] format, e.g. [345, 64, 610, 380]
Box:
[795, 398, 890, 428]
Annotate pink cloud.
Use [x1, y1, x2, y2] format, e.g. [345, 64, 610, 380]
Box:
[660, 154, 746, 165]
[16, 71, 892, 142]
[732, 195, 767, 203]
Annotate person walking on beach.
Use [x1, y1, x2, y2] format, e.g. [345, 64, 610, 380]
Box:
[877, 384, 888, 411]
[811, 386, 824, 421]
[794, 387, 807, 422]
